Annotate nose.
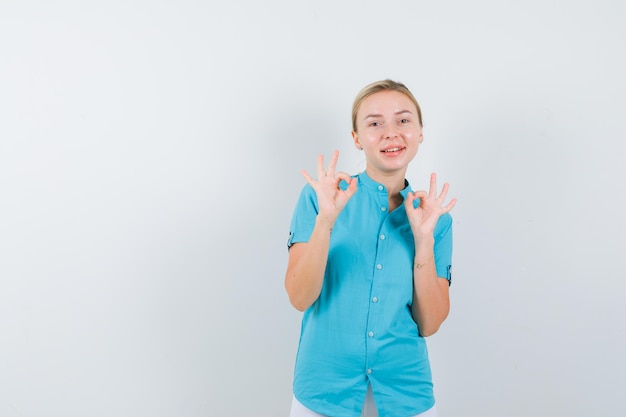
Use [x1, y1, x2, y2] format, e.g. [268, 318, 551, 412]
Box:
[383, 124, 398, 139]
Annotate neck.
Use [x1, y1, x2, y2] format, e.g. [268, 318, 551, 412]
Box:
[365, 166, 408, 197]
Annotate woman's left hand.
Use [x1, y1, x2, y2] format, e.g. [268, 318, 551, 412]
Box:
[404, 173, 457, 239]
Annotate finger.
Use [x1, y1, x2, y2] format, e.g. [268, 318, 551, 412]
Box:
[409, 191, 427, 208]
[437, 182, 450, 203]
[316, 154, 325, 179]
[343, 177, 359, 199]
[413, 190, 427, 201]
[404, 192, 416, 209]
[442, 197, 457, 213]
[335, 171, 352, 182]
[301, 169, 316, 187]
[327, 149, 339, 177]
[335, 171, 353, 190]
[428, 173, 437, 198]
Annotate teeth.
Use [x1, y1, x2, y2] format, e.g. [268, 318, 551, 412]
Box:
[383, 147, 401, 152]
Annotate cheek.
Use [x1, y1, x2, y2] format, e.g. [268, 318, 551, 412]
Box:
[409, 129, 422, 143]
[361, 134, 377, 145]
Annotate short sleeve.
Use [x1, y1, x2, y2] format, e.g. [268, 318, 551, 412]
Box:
[287, 185, 319, 249]
[433, 213, 453, 285]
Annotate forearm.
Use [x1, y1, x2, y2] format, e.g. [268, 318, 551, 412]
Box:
[285, 216, 334, 311]
[411, 237, 450, 337]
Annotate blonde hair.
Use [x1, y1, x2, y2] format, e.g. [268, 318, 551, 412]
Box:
[351, 79, 423, 132]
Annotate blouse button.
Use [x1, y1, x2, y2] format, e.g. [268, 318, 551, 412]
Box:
[376, 264, 382, 270]
[372, 297, 378, 303]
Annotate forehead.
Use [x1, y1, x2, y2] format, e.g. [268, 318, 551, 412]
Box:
[358, 90, 416, 116]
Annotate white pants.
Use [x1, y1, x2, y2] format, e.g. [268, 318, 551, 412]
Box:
[289, 384, 438, 417]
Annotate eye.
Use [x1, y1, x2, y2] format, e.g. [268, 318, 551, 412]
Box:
[368, 121, 381, 127]
[400, 118, 410, 124]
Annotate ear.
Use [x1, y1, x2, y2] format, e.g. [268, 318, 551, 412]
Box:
[352, 131, 362, 150]
[418, 129, 424, 144]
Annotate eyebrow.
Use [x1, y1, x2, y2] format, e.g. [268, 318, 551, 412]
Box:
[363, 110, 414, 119]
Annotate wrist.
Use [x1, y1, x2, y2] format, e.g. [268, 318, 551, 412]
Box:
[414, 254, 434, 269]
[414, 235, 435, 251]
[315, 214, 336, 231]
[414, 236, 434, 268]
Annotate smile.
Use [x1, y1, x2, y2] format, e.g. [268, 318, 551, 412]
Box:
[382, 147, 404, 153]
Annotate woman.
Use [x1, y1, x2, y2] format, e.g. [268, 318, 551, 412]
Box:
[285, 79, 456, 417]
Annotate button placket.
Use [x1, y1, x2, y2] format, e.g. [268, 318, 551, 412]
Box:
[368, 187, 387, 381]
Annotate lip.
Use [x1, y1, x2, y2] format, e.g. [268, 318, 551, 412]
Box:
[380, 146, 406, 155]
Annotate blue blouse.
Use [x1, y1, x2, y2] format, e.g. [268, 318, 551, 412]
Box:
[288, 171, 453, 417]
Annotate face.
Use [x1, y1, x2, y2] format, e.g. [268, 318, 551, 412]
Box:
[352, 90, 423, 177]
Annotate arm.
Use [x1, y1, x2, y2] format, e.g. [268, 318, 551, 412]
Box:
[404, 173, 456, 337]
[284, 217, 333, 311]
[410, 237, 450, 336]
[285, 151, 357, 311]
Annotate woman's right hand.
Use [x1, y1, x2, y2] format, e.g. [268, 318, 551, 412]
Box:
[301, 150, 358, 225]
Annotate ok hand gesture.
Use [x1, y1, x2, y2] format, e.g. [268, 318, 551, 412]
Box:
[404, 173, 456, 239]
[301, 150, 358, 225]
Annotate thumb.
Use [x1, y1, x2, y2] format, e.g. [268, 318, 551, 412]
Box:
[344, 177, 358, 198]
[412, 190, 427, 206]
[404, 192, 416, 208]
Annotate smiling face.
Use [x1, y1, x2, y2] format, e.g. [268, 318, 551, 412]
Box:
[352, 89, 423, 179]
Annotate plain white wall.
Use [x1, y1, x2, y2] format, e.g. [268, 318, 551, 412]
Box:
[1, 1, 625, 416]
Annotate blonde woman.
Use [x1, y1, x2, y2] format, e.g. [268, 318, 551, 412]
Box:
[286, 80, 456, 417]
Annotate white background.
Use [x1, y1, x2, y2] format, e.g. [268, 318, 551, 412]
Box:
[1, 1, 625, 416]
